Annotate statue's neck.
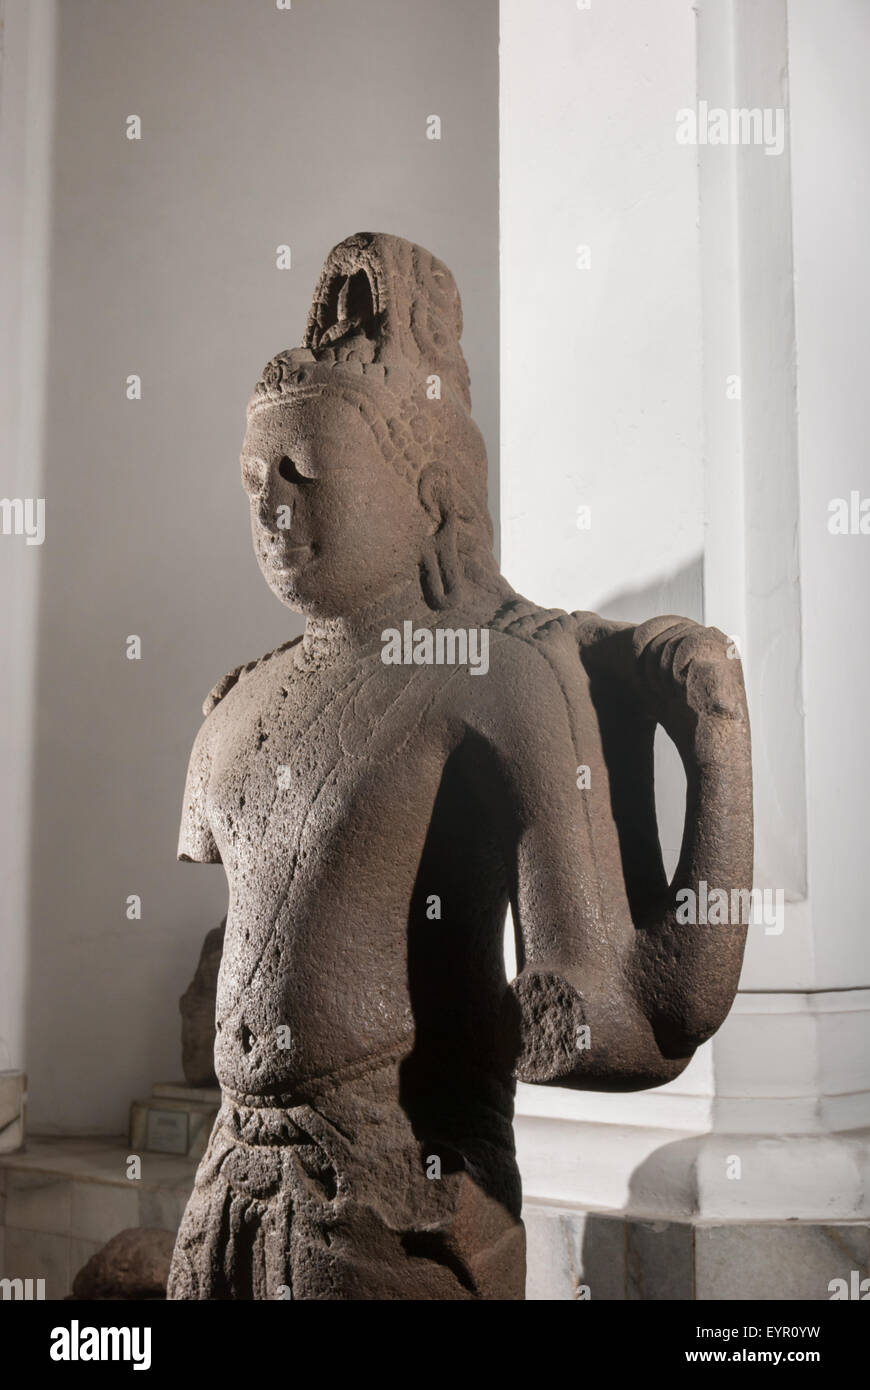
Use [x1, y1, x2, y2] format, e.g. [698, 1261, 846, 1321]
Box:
[298, 578, 436, 670]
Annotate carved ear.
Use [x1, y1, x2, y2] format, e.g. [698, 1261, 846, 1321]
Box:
[417, 464, 451, 530]
[417, 465, 459, 609]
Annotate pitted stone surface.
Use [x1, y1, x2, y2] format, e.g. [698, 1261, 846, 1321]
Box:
[72, 1229, 175, 1300]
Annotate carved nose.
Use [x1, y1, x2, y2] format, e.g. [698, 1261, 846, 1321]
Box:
[256, 492, 278, 533]
[257, 476, 288, 535]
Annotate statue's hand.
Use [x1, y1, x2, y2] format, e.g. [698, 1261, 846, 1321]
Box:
[632, 617, 743, 713]
[629, 618, 748, 760]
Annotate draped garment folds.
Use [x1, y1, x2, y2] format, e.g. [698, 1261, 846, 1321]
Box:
[167, 1054, 525, 1301]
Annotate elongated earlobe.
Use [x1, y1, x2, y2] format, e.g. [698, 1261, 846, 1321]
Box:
[418, 467, 460, 609]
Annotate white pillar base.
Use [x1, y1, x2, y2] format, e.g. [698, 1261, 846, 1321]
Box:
[523, 1200, 870, 1301]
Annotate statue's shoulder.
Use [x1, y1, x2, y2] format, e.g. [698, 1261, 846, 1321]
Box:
[201, 636, 302, 716]
[487, 597, 582, 670]
[489, 596, 577, 644]
[478, 597, 587, 703]
[486, 599, 643, 670]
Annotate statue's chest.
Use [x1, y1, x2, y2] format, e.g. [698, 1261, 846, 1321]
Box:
[206, 657, 451, 865]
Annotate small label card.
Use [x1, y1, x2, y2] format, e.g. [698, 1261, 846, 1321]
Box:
[130, 1089, 219, 1158]
[144, 1107, 190, 1155]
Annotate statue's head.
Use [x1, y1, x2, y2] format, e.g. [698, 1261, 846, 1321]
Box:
[241, 233, 501, 619]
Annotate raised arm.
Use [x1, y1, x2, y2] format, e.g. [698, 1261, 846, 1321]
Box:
[474, 612, 752, 1092]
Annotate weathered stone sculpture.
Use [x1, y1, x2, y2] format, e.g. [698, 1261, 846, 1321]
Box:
[71, 1229, 175, 1301]
[180, 919, 226, 1088]
[168, 233, 752, 1301]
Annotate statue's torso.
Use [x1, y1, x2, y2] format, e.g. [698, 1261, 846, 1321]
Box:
[203, 642, 513, 1101]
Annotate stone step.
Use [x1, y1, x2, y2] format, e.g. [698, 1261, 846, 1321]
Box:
[0, 1135, 196, 1299]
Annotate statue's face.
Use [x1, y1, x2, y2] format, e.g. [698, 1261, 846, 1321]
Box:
[241, 395, 429, 618]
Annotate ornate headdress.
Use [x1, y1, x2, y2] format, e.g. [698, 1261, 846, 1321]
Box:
[246, 233, 489, 512]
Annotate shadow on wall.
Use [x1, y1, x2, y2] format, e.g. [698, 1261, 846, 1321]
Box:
[594, 555, 703, 878]
[570, 1141, 702, 1300]
[594, 553, 703, 628]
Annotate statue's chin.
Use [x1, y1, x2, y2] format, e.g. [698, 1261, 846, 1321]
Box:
[263, 576, 321, 616]
[259, 558, 426, 622]
[255, 552, 315, 611]
[261, 571, 346, 621]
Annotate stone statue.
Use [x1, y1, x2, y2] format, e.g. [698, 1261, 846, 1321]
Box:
[167, 233, 752, 1301]
[180, 919, 225, 1089]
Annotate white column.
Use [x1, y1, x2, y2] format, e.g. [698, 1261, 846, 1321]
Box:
[501, 0, 715, 1210]
[500, 0, 870, 1241]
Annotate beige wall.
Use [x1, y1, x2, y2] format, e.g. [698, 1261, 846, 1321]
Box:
[10, 0, 498, 1132]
